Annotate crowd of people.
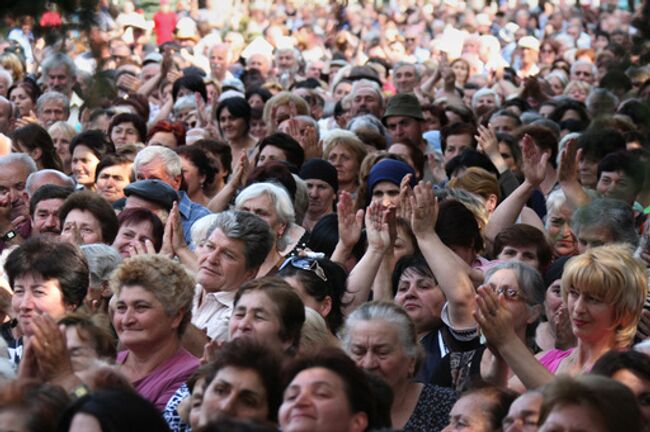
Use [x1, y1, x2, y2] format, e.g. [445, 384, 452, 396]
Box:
[0, 0, 649, 431]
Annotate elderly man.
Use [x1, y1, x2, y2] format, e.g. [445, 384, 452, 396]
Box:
[29, 184, 73, 237]
[133, 146, 210, 244]
[41, 52, 82, 126]
[36, 92, 70, 128]
[0, 154, 37, 250]
[349, 79, 385, 120]
[124, 179, 177, 224]
[393, 62, 420, 94]
[209, 43, 234, 83]
[25, 169, 75, 197]
[193, 210, 273, 341]
[299, 158, 338, 231]
[570, 60, 598, 85]
[572, 198, 639, 253]
[246, 52, 272, 79]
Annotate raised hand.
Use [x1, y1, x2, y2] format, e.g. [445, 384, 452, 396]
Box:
[409, 181, 437, 236]
[558, 138, 580, 185]
[337, 191, 364, 250]
[396, 173, 414, 223]
[365, 201, 393, 252]
[476, 124, 499, 157]
[29, 314, 75, 382]
[473, 285, 517, 349]
[520, 134, 549, 187]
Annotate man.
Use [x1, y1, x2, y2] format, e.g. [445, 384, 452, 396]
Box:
[0, 69, 12, 98]
[124, 179, 178, 224]
[25, 169, 75, 197]
[441, 122, 477, 165]
[0, 154, 36, 250]
[572, 198, 638, 253]
[488, 109, 521, 134]
[570, 60, 597, 85]
[367, 159, 416, 209]
[382, 94, 427, 152]
[29, 184, 73, 237]
[133, 146, 210, 244]
[517, 36, 540, 78]
[275, 48, 301, 77]
[41, 52, 82, 126]
[349, 79, 385, 120]
[595, 151, 644, 206]
[194, 210, 273, 341]
[0, 97, 13, 134]
[36, 92, 70, 128]
[299, 159, 338, 231]
[246, 52, 272, 79]
[393, 62, 420, 95]
[209, 43, 234, 83]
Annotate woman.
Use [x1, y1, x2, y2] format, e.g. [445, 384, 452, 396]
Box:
[8, 78, 40, 117]
[563, 80, 591, 104]
[176, 145, 216, 206]
[147, 120, 186, 149]
[443, 386, 516, 432]
[342, 301, 457, 431]
[323, 130, 368, 197]
[48, 121, 76, 174]
[109, 112, 147, 149]
[215, 97, 257, 169]
[545, 189, 578, 258]
[450, 58, 471, 88]
[58, 313, 117, 372]
[539, 40, 561, 67]
[246, 87, 273, 110]
[279, 255, 347, 334]
[59, 191, 119, 245]
[476, 244, 647, 390]
[256, 132, 305, 169]
[545, 71, 568, 96]
[279, 348, 379, 432]
[95, 153, 133, 203]
[70, 130, 115, 191]
[112, 207, 164, 258]
[194, 139, 232, 198]
[262, 91, 310, 134]
[0, 380, 69, 432]
[536, 257, 576, 352]
[10, 123, 63, 171]
[111, 254, 199, 411]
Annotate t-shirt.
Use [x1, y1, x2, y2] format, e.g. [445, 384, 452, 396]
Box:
[153, 11, 177, 45]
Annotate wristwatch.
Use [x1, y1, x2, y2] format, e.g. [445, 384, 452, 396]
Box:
[1, 230, 16, 242]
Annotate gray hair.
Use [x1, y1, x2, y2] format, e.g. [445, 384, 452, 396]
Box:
[133, 145, 183, 178]
[36, 91, 70, 117]
[546, 70, 569, 87]
[341, 301, 421, 360]
[572, 198, 639, 247]
[472, 88, 501, 110]
[80, 243, 123, 288]
[0, 153, 37, 173]
[48, 120, 76, 139]
[235, 182, 295, 250]
[206, 210, 274, 270]
[347, 114, 387, 137]
[557, 132, 581, 166]
[393, 61, 420, 81]
[26, 169, 75, 194]
[570, 60, 598, 79]
[545, 188, 571, 216]
[294, 115, 320, 142]
[41, 52, 77, 78]
[586, 88, 619, 118]
[292, 174, 308, 226]
[0, 68, 13, 89]
[485, 261, 545, 306]
[190, 213, 219, 246]
[173, 94, 197, 117]
[350, 79, 384, 107]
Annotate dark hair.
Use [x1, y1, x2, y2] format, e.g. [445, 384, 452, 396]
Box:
[69, 130, 116, 159]
[257, 132, 305, 170]
[279, 257, 347, 333]
[246, 160, 297, 202]
[172, 73, 207, 102]
[146, 120, 186, 147]
[215, 97, 252, 135]
[57, 389, 170, 432]
[515, 124, 559, 169]
[308, 213, 367, 262]
[391, 254, 436, 296]
[459, 386, 518, 431]
[29, 184, 73, 216]
[493, 224, 552, 271]
[95, 153, 134, 183]
[496, 132, 522, 167]
[0, 379, 69, 432]
[390, 138, 425, 180]
[234, 276, 306, 354]
[7, 79, 41, 106]
[548, 100, 590, 128]
[600, 70, 633, 93]
[441, 122, 477, 153]
[422, 104, 449, 128]
[444, 105, 476, 126]
[283, 348, 378, 429]
[597, 151, 645, 195]
[117, 207, 164, 251]
[246, 87, 273, 105]
[195, 139, 233, 179]
[578, 128, 626, 161]
[108, 112, 147, 145]
[5, 237, 89, 308]
[113, 93, 150, 120]
[58, 191, 119, 244]
[58, 313, 117, 360]
[175, 145, 217, 190]
[592, 349, 650, 381]
[436, 199, 484, 252]
[203, 338, 283, 421]
[10, 124, 63, 171]
[445, 149, 499, 179]
[502, 97, 531, 114]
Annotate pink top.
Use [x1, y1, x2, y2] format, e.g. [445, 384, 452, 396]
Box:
[117, 348, 199, 411]
[539, 348, 574, 373]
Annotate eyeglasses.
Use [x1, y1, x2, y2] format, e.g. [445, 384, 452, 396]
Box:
[279, 257, 327, 282]
[491, 285, 527, 302]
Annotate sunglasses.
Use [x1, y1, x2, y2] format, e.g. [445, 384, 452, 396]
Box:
[279, 256, 327, 282]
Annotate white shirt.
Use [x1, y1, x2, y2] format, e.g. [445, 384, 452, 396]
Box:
[191, 285, 236, 342]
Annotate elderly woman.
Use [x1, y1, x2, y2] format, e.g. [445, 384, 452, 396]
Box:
[48, 121, 76, 174]
[59, 191, 119, 245]
[111, 207, 164, 258]
[545, 189, 578, 258]
[342, 301, 457, 431]
[323, 130, 368, 197]
[111, 254, 199, 411]
[262, 91, 310, 134]
[80, 243, 123, 314]
[477, 244, 648, 390]
[443, 386, 516, 432]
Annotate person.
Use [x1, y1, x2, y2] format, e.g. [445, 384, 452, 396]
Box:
[256, 133, 305, 170]
[501, 390, 543, 432]
[123, 179, 178, 224]
[58, 313, 117, 372]
[537, 257, 576, 352]
[323, 130, 368, 196]
[112, 207, 164, 258]
[298, 159, 338, 231]
[0, 153, 37, 249]
[492, 224, 553, 272]
[175, 145, 215, 207]
[28, 184, 72, 237]
[194, 210, 273, 341]
[8, 78, 40, 118]
[440, 123, 477, 166]
[443, 386, 517, 432]
[382, 94, 428, 153]
[108, 112, 147, 149]
[59, 191, 119, 245]
[111, 254, 199, 411]
[69, 130, 116, 191]
[10, 124, 63, 171]
[47, 121, 75, 174]
[215, 97, 257, 168]
[0, 379, 70, 432]
[147, 120, 186, 149]
[25, 169, 75, 197]
[95, 153, 134, 203]
[571, 198, 639, 253]
[80, 243, 122, 315]
[341, 301, 457, 431]
[366, 158, 415, 209]
[279, 348, 380, 432]
[544, 189, 578, 258]
[35, 91, 69, 128]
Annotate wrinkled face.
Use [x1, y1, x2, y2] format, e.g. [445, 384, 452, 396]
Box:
[32, 198, 65, 237]
[546, 204, 578, 257]
[327, 144, 359, 185]
[135, 158, 181, 190]
[12, 273, 71, 336]
[46, 65, 73, 95]
[539, 403, 607, 432]
[237, 194, 285, 239]
[305, 179, 336, 217]
[199, 366, 269, 426]
[596, 170, 637, 205]
[571, 64, 595, 84]
[112, 219, 156, 258]
[394, 268, 444, 333]
[197, 229, 253, 293]
[497, 244, 541, 270]
[351, 88, 383, 118]
[279, 367, 367, 432]
[71, 144, 100, 187]
[0, 162, 30, 220]
[96, 163, 132, 202]
[444, 393, 493, 432]
[385, 116, 422, 144]
[277, 51, 297, 71]
[111, 122, 140, 148]
[61, 209, 104, 244]
[39, 99, 67, 127]
[228, 290, 286, 350]
[394, 65, 418, 94]
[475, 94, 498, 111]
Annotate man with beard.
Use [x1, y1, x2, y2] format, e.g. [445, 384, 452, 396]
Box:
[299, 158, 338, 231]
[29, 185, 73, 237]
[0, 154, 36, 251]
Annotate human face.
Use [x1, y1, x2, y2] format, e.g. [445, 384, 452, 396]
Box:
[32, 198, 65, 237]
[578, 157, 598, 188]
[475, 95, 498, 111]
[96, 163, 132, 202]
[351, 88, 383, 118]
[112, 219, 155, 258]
[540, 45, 556, 65]
[545, 279, 564, 335]
[237, 194, 285, 239]
[113, 285, 182, 349]
[394, 225, 415, 261]
[371, 181, 400, 209]
[547, 77, 565, 96]
[306, 179, 335, 217]
[199, 366, 269, 426]
[12, 273, 71, 336]
[498, 245, 540, 270]
[576, 225, 614, 253]
[9, 86, 34, 116]
[65, 326, 101, 372]
[539, 403, 607, 432]
[111, 122, 140, 148]
[135, 157, 181, 190]
[247, 94, 265, 110]
[490, 115, 518, 134]
[209, 45, 230, 78]
[546, 204, 578, 257]
[61, 209, 104, 244]
[197, 228, 254, 293]
[394, 65, 418, 94]
[346, 319, 416, 389]
[485, 269, 536, 333]
[498, 142, 519, 173]
[333, 81, 352, 102]
[247, 54, 271, 77]
[71, 145, 100, 188]
[394, 268, 444, 334]
[181, 156, 205, 198]
[50, 129, 72, 170]
[612, 369, 650, 426]
[451, 61, 469, 84]
[327, 144, 359, 186]
[38, 99, 67, 127]
[229, 290, 286, 349]
[389, 143, 416, 172]
[502, 392, 543, 432]
[278, 51, 297, 71]
[189, 377, 207, 429]
[596, 170, 637, 204]
[571, 64, 595, 84]
[443, 393, 493, 432]
[46, 65, 73, 95]
[566, 285, 616, 344]
[219, 107, 247, 142]
[280, 367, 368, 432]
[250, 118, 267, 139]
[444, 134, 473, 163]
[386, 116, 423, 144]
[257, 145, 287, 167]
[0, 162, 30, 220]
[567, 86, 588, 103]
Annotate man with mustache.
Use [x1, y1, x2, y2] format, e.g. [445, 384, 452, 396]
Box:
[29, 185, 73, 237]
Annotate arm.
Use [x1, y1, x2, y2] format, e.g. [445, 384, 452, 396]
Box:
[558, 138, 591, 209]
[411, 182, 476, 329]
[207, 153, 249, 213]
[476, 125, 508, 174]
[331, 191, 364, 265]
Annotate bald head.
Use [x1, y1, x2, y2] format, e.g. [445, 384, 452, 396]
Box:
[26, 169, 76, 197]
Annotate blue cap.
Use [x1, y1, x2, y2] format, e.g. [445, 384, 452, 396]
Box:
[367, 159, 416, 197]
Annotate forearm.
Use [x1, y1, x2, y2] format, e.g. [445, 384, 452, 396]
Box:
[485, 180, 536, 245]
[371, 254, 395, 302]
[207, 183, 237, 213]
[343, 248, 385, 313]
[560, 180, 592, 209]
[175, 247, 198, 273]
[498, 338, 554, 389]
[137, 72, 162, 97]
[331, 242, 352, 266]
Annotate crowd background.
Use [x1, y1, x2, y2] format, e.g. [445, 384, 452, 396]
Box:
[0, 0, 648, 431]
